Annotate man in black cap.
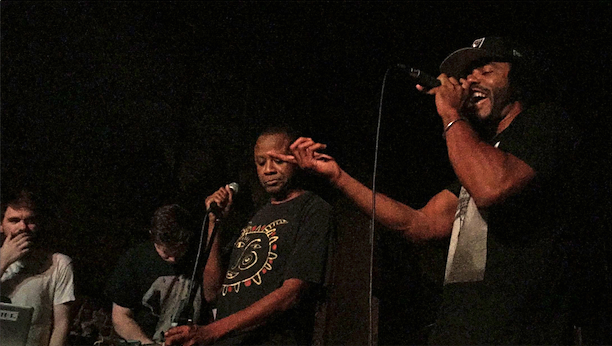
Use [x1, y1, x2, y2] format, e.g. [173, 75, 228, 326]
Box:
[271, 37, 577, 344]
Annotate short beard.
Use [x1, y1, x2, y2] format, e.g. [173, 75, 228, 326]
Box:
[461, 104, 498, 141]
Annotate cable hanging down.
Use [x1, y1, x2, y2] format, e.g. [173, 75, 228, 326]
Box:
[368, 66, 392, 346]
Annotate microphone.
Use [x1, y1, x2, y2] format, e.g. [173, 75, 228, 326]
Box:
[207, 182, 240, 215]
[396, 64, 441, 89]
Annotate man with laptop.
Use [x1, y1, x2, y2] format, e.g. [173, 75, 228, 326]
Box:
[1, 189, 75, 346]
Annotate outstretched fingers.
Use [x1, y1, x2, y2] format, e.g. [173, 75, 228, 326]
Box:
[291, 137, 327, 152]
[289, 137, 328, 167]
[266, 151, 297, 164]
[288, 137, 315, 151]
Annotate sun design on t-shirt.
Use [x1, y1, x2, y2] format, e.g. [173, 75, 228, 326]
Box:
[221, 219, 285, 295]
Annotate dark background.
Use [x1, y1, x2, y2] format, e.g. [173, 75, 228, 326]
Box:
[2, 1, 610, 345]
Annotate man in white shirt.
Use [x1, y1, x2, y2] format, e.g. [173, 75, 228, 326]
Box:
[1, 189, 75, 346]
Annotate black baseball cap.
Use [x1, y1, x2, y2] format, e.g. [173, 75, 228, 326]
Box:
[440, 37, 526, 78]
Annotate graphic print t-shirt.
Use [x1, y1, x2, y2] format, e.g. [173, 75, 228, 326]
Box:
[105, 242, 203, 342]
[215, 191, 333, 344]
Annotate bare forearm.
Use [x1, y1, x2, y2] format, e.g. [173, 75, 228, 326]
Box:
[48, 321, 69, 346]
[206, 279, 305, 341]
[112, 309, 154, 344]
[334, 168, 443, 239]
[49, 303, 71, 346]
[114, 320, 153, 343]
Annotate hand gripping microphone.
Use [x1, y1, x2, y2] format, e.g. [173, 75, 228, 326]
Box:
[171, 182, 240, 329]
[396, 64, 442, 89]
[207, 182, 240, 216]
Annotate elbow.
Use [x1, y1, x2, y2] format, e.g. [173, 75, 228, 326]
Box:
[402, 225, 450, 242]
[471, 182, 521, 208]
[471, 191, 501, 209]
[278, 289, 302, 312]
[276, 279, 307, 312]
[397, 225, 425, 242]
[470, 160, 536, 208]
[396, 214, 451, 242]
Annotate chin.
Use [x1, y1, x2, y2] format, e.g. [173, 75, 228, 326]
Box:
[265, 186, 283, 195]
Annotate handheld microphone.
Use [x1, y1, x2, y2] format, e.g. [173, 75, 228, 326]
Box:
[207, 182, 239, 215]
[396, 64, 441, 89]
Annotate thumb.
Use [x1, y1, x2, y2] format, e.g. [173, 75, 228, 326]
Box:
[313, 153, 335, 162]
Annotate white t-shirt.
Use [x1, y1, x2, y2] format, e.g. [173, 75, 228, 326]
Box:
[1, 252, 75, 346]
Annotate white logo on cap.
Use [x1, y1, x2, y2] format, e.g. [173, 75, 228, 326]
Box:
[472, 37, 485, 48]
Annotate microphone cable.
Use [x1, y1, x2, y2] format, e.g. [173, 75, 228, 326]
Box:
[187, 212, 212, 304]
[368, 66, 392, 346]
[180, 183, 237, 325]
[173, 211, 214, 326]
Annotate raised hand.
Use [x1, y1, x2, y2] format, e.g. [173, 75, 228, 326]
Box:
[267, 137, 343, 185]
[418, 73, 469, 125]
[0, 232, 32, 272]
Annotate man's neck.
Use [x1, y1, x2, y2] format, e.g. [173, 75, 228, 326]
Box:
[270, 189, 305, 205]
[496, 101, 523, 135]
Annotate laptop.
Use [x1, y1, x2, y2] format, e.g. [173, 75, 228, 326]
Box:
[0, 303, 34, 346]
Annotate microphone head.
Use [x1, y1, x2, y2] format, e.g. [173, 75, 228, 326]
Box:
[228, 182, 240, 194]
[396, 64, 441, 89]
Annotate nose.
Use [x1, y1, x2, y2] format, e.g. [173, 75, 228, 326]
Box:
[165, 256, 176, 263]
[16, 220, 28, 231]
[466, 69, 481, 84]
[263, 160, 276, 175]
[159, 251, 176, 263]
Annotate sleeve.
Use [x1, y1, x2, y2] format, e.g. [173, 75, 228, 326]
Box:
[487, 103, 577, 237]
[498, 103, 576, 179]
[105, 249, 139, 309]
[52, 254, 76, 305]
[283, 196, 333, 285]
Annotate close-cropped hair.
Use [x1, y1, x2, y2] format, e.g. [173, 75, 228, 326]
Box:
[258, 125, 300, 145]
[1, 189, 38, 220]
[149, 204, 195, 246]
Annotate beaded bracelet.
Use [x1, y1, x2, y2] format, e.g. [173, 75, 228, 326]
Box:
[442, 117, 467, 139]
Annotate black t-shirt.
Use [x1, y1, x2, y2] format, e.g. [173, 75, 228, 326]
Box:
[431, 103, 577, 345]
[105, 242, 204, 342]
[214, 191, 333, 345]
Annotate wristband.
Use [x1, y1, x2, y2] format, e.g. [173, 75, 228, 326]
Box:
[442, 117, 467, 138]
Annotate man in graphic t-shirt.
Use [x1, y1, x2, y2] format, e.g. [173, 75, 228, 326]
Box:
[165, 126, 333, 345]
[106, 204, 205, 345]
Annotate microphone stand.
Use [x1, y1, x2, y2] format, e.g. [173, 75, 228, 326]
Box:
[171, 211, 220, 327]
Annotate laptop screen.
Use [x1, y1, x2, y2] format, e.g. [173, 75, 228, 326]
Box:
[0, 303, 34, 346]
